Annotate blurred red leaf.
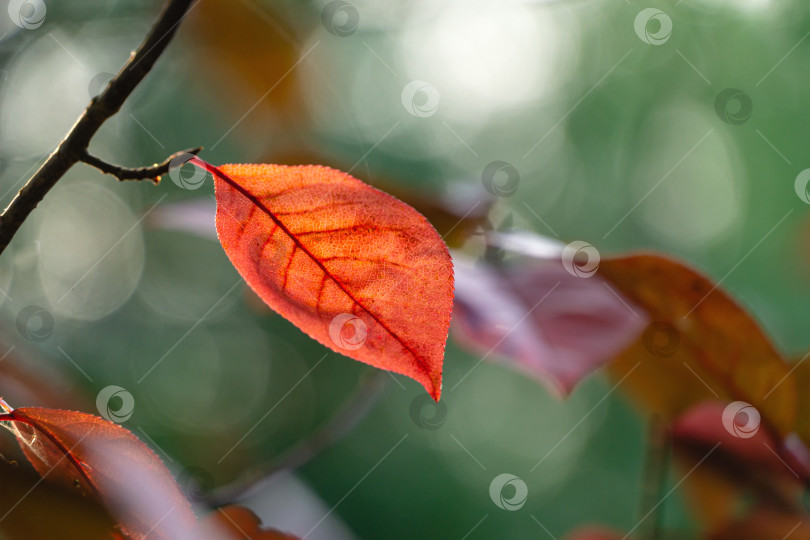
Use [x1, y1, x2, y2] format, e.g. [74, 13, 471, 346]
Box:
[0, 406, 196, 539]
[198, 160, 454, 399]
[674, 401, 809, 481]
[672, 401, 809, 531]
[452, 254, 645, 396]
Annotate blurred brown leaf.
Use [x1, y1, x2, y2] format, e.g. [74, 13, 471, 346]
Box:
[0, 459, 117, 540]
[190, 0, 302, 126]
[790, 360, 810, 448]
[601, 254, 797, 437]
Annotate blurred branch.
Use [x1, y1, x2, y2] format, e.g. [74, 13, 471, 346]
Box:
[79, 147, 202, 183]
[0, 0, 197, 256]
[204, 370, 388, 506]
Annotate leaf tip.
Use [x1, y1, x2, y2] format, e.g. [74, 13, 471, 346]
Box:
[429, 377, 442, 402]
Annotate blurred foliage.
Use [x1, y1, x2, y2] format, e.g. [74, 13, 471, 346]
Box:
[0, 0, 809, 538]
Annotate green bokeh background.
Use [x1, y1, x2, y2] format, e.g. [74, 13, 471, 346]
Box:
[0, 0, 808, 538]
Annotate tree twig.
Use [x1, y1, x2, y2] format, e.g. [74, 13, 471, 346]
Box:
[0, 0, 197, 256]
[79, 147, 202, 183]
[204, 370, 388, 506]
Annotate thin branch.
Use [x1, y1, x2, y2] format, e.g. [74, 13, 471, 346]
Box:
[0, 0, 197, 256]
[79, 147, 202, 183]
[203, 371, 388, 506]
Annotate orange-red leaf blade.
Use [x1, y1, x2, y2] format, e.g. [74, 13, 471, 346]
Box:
[205, 161, 454, 399]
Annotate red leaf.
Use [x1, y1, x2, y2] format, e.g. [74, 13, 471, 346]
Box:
[452, 254, 645, 396]
[672, 401, 809, 529]
[673, 401, 809, 482]
[196, 160, 454, 400]
[0, 406, 196, 539]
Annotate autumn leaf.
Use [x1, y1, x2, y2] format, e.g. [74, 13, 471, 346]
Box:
[192, 159, 454, 399]
[601, 254, 798, 437]
[452, 254, 645, 396]
[595, 254, 805, 535]
[674, 401, 809, 482]
[272, 149, 494, 249]
[0, 405, 197, 539]
[672, 401, 808, 531]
